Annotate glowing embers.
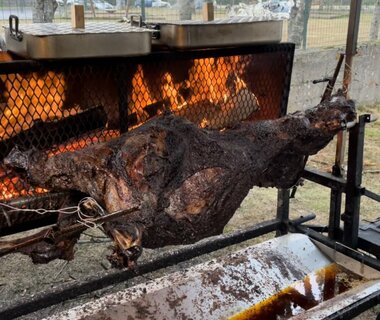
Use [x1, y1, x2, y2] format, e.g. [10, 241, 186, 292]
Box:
[0, 168, 47, 201]
[48, 129, 120, 156]
[0, 129, 120, 201]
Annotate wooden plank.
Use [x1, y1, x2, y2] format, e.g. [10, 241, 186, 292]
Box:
[202, 2, 214, 21]
[71, 5, 85, 29]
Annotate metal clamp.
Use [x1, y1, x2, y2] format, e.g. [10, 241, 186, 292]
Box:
[9, 15, 23, 42]
[129, 15, 161, 41]
[151, 24, 160, 40]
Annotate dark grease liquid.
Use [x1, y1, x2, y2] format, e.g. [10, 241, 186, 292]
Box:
[229, 263, 363, 320]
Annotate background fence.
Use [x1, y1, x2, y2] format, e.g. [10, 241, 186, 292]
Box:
[0, 0, 379, 49]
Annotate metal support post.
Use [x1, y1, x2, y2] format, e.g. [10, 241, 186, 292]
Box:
[328, 189, 343, 240]
[276, 188, 290, 236]
[329, 0, 362, 241]
[342, 115, 368, 248]
[302, 0, 312, 49]
[117, 67, 129, 133]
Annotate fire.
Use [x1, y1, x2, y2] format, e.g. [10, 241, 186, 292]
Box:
[0, 54, 259, 201]
[49, 129, 120, 156]
[0, 71, 80, 140]
[0, 66, 119, 201]
[129, 55, 259, 129]
[188, 57, 235, 105]
[0, 168, 48, 201]
[130, 65, 157, 124]
[0, 129, 120, 201]
[161, 72, 186, 110]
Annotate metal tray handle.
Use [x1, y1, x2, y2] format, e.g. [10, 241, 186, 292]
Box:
[129, 14, 143, 27]
[9, 15, 23, 41]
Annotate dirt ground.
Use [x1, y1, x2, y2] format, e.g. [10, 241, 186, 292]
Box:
[0, 103, 379, 319]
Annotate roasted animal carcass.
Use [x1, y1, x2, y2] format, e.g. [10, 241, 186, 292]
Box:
[3, 94, 356, 267]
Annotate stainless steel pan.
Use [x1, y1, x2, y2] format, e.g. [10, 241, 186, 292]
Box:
[4, 15, 152, 59]
[154, 17, 283, 49]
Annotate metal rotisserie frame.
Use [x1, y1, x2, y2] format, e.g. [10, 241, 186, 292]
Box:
[0, 43, 379, 319]
[0, 43, 296, 318]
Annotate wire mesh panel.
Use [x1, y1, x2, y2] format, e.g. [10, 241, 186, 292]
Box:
[0, 43, 294, 201]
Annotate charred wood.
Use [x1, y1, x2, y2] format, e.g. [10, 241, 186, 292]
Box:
[0, 106, 107, 160]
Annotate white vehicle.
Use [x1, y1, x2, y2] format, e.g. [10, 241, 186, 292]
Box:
[92, 0, 117, 12]
[152, 0, 171, 8]
[57, 0, 81, 5]
[57, 0, 116, 13]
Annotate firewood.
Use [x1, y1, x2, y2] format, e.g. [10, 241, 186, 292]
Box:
[0, 106, 107, 160]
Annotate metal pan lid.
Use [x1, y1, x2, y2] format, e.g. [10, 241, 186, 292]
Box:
[156, 17, 284, 26]
[3, 22, 153, 37]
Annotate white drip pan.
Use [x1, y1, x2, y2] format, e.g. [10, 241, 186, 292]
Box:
[44, 234, 380, 320]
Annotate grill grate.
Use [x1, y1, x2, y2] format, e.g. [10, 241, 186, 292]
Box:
[0, 43, 294, 201]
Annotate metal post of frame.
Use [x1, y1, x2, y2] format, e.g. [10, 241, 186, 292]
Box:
[329, 0, 362, 241]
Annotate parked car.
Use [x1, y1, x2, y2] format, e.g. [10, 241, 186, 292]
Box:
[135, 0, 171, 8]
[152, 0, 171, 8]
[92, 0, 117, 12]
[57, 0, 116, 13]
[262, 0, 292, 13]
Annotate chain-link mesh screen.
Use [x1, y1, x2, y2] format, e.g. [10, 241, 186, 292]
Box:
[0, 44, 294, 201]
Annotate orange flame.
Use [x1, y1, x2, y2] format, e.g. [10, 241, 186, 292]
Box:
[0, 72, 81, 140]
[0, 55, 259, 200]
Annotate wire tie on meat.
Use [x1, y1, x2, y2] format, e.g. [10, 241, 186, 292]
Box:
[0, 197, 106, 231]
[76, 197, 107, 230]
[78, 197, 106, 217]
[0, 201, 78, 215]
[76, 218, 99, 230]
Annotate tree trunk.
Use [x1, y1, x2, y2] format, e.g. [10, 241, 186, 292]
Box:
[179, 0, 193, 20]
[3, 95, 356, 268]
[126, 0, 132, 17]
[288, 0, 312, 49]
[370, 0, 380, 41]
[33, 0, 58, 23]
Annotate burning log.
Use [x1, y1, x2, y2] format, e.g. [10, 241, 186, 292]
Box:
[0, 106, 107, 160]
[1, 94, 356, 268]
